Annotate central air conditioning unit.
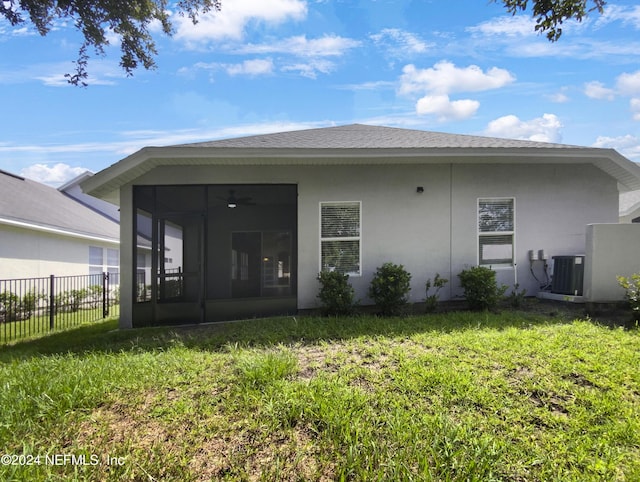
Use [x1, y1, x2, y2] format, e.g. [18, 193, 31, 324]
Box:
[551, 255, 585, 296]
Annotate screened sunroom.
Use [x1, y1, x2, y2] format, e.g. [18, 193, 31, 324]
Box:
[131, 184, 297, 326]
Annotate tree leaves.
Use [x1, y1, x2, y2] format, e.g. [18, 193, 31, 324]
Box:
[1, 0, 221, 85]
[2, 0, 606, 85]
[497, 0, 606, 41]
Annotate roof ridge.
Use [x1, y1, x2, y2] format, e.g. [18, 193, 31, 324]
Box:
[172, 122, 576, 150]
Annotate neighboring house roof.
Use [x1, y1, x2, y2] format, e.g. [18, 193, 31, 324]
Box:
[0, 169, 119, 243]
[58, 170, 121, 223]
[620, 189, 640, 219]
[82, 124, 640, 203]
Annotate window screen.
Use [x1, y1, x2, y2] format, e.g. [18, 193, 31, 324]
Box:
[478, 198, 514, 266]
[320, 202, 361, 275]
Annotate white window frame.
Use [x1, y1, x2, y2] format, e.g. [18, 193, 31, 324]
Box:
[319, 201, 362, 277]
[477, 197, 515, 268]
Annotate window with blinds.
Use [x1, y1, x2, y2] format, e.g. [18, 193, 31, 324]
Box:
[478, 198, 514, 266]
[320, 201, 361, 275]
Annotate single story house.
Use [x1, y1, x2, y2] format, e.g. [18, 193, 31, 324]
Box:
[0, 169, 121, 280]
[81, 124, 640, 328]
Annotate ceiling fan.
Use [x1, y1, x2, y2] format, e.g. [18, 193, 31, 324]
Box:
[220, 189, 255, 208]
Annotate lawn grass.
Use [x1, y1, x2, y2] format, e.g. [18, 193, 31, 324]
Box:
[0, 310, 639, 481]
[0, 305, 120, 345]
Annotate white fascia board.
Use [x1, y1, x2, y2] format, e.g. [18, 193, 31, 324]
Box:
[82, 145, 640, 199]
[0, 217, 120, 245]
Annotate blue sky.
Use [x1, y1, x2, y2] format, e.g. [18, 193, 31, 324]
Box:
[2, 0, 640, 186]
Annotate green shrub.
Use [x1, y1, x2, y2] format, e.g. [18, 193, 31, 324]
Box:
[458, 266, 507, 311]
[0, 290, 39, 321]
[617, 273, 640, 322]
[368, 263, 412, 316]
[317, 270, 358, 316]
[425, 273, 448, 313]
[506, 283, 527, 308]
[54, 289, 87, 313]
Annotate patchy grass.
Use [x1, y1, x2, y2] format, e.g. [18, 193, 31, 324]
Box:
[0, 311, 639, 481]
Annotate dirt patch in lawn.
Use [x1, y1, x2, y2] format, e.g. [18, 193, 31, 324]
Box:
[516, 298, 634, 327]
[189, 425, 336, 481]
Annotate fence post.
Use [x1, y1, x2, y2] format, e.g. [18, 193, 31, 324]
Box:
[49, 274, 55, 330]
[103, 272, 109, 318]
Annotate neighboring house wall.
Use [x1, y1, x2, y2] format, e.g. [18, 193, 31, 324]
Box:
[0, 170, 121, 282]
[61, 179, 121, 222]
[584, 223, 640, 302]
[0, 223, 118, 279]
[116, 161, 618, 327]
[620, 190, 640, 223]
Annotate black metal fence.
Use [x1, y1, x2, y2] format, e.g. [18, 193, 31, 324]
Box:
[0, 273, 116, 345]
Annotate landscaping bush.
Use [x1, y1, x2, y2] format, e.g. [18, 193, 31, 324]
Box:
[368, 263, 412, 316]
[458, 266, 507, 311]
[317, 270, 358, 316]
[617, 273, 640, 323]
[506, 283, 527, 308]
[0, 290, 39, 322]
[425, 273, 448, 313]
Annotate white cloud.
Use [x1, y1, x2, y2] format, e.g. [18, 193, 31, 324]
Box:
[484, 114, 563, 143]
[616, 70, 640, 96]
[584, 81, 616, 100]
[232, 35, 359, 78]
[219, 58, 274, 76]
[586, 71, 640, 122]
[20, 163, 88, 186]
[174, 0, 307, 44]
[547, 91, 570, 103]
[0, 61, 122, 86]
[593, 134, 640, 161]
[593, 134, 640, 149]
[236, 34, 360, 57]
[336, 80, 396, 91]
[370, 28, 432, 57]
[416, 95, 479, 121]
[630, 98, 640, 121]
[281, 59, 335, 79]
[595, 5, 640, 30]
[398, 61, 514, 121]
[467, 16, 536, 37]
[399, 61, 515, 96]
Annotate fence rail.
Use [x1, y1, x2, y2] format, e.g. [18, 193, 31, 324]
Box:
[0, 273, 115, 345]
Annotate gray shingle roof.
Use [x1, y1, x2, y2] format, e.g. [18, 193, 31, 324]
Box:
[0, 170, 119, 241]
[82, 123, 640, 203]
[175, 123, 576, 150]
[620, 189, 640, 215]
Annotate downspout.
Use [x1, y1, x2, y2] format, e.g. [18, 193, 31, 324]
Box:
[449, 163, 453, 300]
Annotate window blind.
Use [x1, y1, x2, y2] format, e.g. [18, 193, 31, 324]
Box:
[479, 198, 514, 233]
[320, 202, 361, 275]
[321, 203, 360, 238]
[478, 198, 514, 266]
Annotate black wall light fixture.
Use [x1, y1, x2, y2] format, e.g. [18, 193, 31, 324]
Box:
[416, 186, 424, 193]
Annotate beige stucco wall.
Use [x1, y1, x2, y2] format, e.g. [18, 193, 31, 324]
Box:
[584, 223, 640, 302]
[0, 223, 118, 279]
[117, 161, 619, 328]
